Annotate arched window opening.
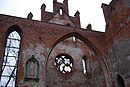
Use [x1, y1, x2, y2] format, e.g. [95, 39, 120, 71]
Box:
[59, 8, 63, 15]
[117, 74, 125, 87]
[25, 55, 39, 81]
[72, 36, 76, 42]
[54, 54, 73, 74]
[82, 55, 90, 75]
[0, 31, 21, 87]
[82, 58, 87, 75]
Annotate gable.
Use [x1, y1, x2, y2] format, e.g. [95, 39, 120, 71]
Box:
[48, 11, 76, 27]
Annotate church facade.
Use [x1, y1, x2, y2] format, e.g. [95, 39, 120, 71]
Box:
[0, 0, 130, 87]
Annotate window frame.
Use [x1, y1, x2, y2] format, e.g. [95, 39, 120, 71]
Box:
[54, 53, 74, 74]
[24, 55, 39, 81]
[82, 55, 90, 75]
[0, 30, 21, 87]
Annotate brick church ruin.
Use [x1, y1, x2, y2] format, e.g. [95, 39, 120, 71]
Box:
[0, 0, 130, 87]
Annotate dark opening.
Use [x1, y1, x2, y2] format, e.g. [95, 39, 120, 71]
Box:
[117, 74, 125, 87]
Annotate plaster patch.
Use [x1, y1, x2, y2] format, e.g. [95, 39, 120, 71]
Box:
[89, 50, 95, 57]
[22, 44, 47, 87]
[22, 43, 48, 68]
[56, 42, 83, 58]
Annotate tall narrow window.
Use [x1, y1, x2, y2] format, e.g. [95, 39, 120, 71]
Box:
[0, 31, 21, 87]
[82, 58, 87, 75]
[82, 55, 90, 75]
[59, 8, 63, 15]
[72, 36, 76, 42]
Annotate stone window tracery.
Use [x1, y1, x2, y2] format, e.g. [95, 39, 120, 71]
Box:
[54, 54, 73, 74]
[0, 31, 21, 87]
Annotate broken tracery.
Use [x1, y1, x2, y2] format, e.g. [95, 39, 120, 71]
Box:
[54, 54, 73, 74]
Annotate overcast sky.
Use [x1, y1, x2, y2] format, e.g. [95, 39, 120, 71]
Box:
[0, 0, 112, 32]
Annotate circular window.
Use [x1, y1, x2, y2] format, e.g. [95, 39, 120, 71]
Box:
[54, 54, 73, 74]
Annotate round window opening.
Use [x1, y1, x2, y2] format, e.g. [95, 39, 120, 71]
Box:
[54, 54, 73, 74]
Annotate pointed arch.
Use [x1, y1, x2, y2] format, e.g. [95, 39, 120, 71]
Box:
[45, 32, 101, 87]
[46, 32, 100, 69]
[50, 32, 99, 55]
[0, 25, 22, 87]
[6, 25, 23, 39]
[59, 7, 63, 15]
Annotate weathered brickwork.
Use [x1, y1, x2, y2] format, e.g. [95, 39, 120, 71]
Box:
[0, 0, 130, 87]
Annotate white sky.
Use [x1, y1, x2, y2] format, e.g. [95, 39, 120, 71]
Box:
[0, 0, 112, 32]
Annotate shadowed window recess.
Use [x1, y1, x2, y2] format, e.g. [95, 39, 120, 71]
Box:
[117, 74, 125, 87]
[24, 55, 39, 81]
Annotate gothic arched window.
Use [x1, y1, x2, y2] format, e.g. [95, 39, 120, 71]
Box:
[82, 55, 90, 75]
[59, 7, 63, 15]
[82, 58, 87, 75]
[25, 55, 39, 81]
[0, 31, 21, 87]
